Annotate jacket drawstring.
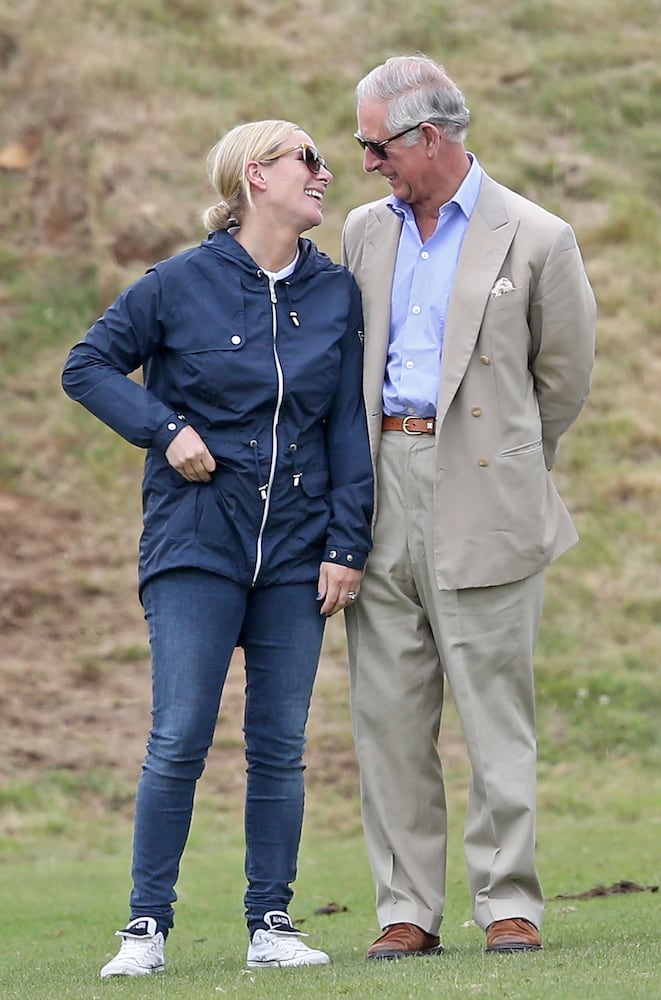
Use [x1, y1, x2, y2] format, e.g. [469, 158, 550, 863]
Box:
[249, 439, 269, 500]
[289, 442, 301, 487]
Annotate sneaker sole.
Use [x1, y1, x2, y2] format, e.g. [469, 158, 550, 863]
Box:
[100, 965, 165, 978]
[247, 957, 330, 968]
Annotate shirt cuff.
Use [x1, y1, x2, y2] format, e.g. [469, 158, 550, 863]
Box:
[323, 545, 366, 571]
[152, 412, 188, 452]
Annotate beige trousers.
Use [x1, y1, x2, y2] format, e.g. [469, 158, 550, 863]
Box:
[346, 431, 545, 935]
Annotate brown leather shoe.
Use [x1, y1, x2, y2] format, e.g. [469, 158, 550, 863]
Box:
[486, 918, 542, 953]
[366, 922, 443, 960]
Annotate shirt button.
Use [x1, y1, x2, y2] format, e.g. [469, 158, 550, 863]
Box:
[405, 360, 414, 369]
[231, 335, 241, 345]
[412, 305, 421, 315]
[471, 407, 482, 417]
[167, 422, 177, 431]
[347, 554, 354, 562]
[480, 355, 491, 365]
[478, 457, 489, 467]
[329, 550, 337, 559]
[407, 406, 415, 414]
[421, 251, 430, 260]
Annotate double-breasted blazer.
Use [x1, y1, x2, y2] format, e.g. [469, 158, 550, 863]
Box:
[342, 171, 596, 590]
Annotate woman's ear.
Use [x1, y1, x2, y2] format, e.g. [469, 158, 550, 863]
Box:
[246, 160, 267, 190]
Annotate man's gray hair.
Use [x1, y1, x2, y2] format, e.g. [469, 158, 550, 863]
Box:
[356, 54, 470, 144]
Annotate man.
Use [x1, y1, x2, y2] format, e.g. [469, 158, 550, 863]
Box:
[342, 54, 596, 959]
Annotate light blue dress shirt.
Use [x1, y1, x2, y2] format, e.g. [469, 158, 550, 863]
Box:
[383, 154, 483, 418]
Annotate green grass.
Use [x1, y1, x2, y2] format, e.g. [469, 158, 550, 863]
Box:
[1, 803, 659, 999]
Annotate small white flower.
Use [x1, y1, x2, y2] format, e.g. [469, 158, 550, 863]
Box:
[598, 694, 611, 705]
[577, 687, 589, 700]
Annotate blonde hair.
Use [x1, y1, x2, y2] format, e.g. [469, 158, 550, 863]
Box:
[202, 119, 298, 232]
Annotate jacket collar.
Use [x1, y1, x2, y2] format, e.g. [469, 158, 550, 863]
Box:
[201, 229, 326, 282]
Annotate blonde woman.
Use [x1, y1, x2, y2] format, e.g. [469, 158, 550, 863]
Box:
[63, 120, 373, 976]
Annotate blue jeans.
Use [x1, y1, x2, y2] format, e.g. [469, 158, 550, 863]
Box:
[130, 568, 326, 935]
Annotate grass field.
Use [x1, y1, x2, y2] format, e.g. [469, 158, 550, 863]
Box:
[2, 797, 659, 999]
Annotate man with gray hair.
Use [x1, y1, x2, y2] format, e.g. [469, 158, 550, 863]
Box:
[342, 54, 596, 959]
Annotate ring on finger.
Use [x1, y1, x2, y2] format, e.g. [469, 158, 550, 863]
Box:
[347, 591, 357, 601]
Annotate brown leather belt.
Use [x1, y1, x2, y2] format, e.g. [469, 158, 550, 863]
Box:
[382, 415, 436, 435]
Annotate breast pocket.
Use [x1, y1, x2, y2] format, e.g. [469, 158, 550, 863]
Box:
[484, 287, 526, 314]
[177, 336, 246, 406]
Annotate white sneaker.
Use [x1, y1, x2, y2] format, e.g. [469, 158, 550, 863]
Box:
[247, 910, 330, 968]
[100, 917, 166, 978]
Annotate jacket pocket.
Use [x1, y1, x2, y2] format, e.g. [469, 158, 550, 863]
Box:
[484, 287, 526, 314]
[176, 340, 245, 406]
[500, 438, 543, 458]
[299, 470, 330, 497]
[163, 483, 201, 539]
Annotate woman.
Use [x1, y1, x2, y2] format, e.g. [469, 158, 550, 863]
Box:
[62, 120, 373, 976]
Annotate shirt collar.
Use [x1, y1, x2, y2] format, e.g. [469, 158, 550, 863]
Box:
[387, 152, 482, 222]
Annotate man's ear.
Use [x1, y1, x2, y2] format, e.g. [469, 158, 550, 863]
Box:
[421, 123, 443, 156]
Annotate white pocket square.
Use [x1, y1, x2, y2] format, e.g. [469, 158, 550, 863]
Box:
[490, 277, 516, 297]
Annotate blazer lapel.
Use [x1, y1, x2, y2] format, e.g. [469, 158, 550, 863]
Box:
[359, 203, 402, 419]
[437, 177, 519, 426]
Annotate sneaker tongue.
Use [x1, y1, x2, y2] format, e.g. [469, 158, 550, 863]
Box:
[126, 917, 158, 937]
[264, 910, 294, 932]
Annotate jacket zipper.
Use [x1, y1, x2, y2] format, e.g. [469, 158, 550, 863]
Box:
[252, 275, 285, 586]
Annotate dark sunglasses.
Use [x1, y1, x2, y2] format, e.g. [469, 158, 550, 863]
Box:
[260, 143, 327, 174]
[353, 122, 425, 159]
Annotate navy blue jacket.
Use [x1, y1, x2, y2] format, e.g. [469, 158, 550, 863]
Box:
[62, 231, 373, 594]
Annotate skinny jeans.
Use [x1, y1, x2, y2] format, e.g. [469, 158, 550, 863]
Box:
[129, 568, 325, 935]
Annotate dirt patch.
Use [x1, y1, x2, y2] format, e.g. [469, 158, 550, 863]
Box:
[554, 880, 659, 900]
[0, 491, 156, 782]
[0, 490, 469, 810]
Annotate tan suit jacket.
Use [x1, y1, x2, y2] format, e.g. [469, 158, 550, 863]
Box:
[342, 172, 596, 590]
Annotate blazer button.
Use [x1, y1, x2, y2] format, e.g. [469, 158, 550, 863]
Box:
[479, 355, 491, 365]
[471, 406, 482, 417]
[478, 457, 489, 467]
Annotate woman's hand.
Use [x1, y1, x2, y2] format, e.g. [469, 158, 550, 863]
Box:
[165, 426, 216, 482]
[316, 561, 363, 616]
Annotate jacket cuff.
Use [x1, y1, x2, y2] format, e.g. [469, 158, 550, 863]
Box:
[323, 545, 367, 571]
[152, 412, 188, 452]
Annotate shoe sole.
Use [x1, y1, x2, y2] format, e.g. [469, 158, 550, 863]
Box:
[247, 959, 330, 968]
[100, 965, 165, 978]
[366, 945, 444, 961]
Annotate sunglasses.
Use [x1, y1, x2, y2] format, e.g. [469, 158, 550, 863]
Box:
[353, 122, 425, 160]
[260, 143, 328, 174]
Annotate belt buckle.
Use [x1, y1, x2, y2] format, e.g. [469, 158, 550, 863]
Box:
[402, 416, 423, 436]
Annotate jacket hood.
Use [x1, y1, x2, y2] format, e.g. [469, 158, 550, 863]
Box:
[201, 229, 334, 282]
